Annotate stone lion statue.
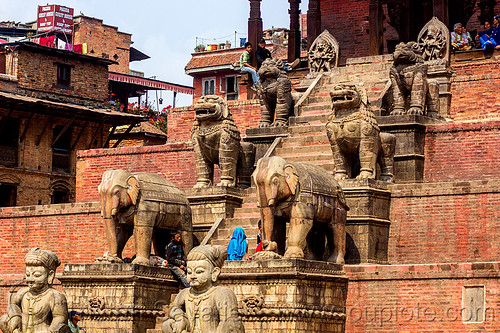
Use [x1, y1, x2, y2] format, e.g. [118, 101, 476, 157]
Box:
[388, 41, 440, 118]
[256, 58, 294, 127]
[191, 95, 255, 188]
[326, 84, 396, 182]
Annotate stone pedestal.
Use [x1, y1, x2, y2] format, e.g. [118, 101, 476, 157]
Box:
[219, 259, 347, 333]
[245, 127, 289, 163]
[378, 114, 443, 183]
[339, 179, 391, 264]
[60, 264, 179, 333]
[427, 61, 454, 118]
[185, 187, 246, 242]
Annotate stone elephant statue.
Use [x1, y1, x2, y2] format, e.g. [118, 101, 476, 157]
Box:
[98, 169, 193, 265]
[252, 156, 349, 264]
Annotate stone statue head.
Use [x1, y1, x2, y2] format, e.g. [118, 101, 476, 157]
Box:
[393, 41, 424, 65]
[258, 58, 285, 79]
[24, 247, 61, 293]
[186, 245, 227, 293]
[193, 95, 229, 122]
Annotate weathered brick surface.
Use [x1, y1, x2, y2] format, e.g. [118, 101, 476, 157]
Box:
[16, 49, 109, 105]
[449, 58, 500, 121]
[424, 121, 500, 182]
[76, 142, 197, 202]
[345, 263, 500, 332]
[73, 16, 131, 74]
[389, 180, 500, 264]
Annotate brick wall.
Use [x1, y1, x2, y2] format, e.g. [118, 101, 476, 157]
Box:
[424, 121, 500, 182]
[345, 263, 500, 332]
[76, 142, 196, 202]
[73, 16, 131, 74]
[321, 0, 370, 63]
[389, 180, 500, 264]
[16, 50, 109, 105]
[449, 58, 500, 121]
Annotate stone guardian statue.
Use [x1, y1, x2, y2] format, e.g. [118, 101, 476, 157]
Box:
[162, 245, 244, 333]
[0, 248, 71, 333]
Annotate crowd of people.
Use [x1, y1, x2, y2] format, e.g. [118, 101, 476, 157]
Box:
[452, 15, 500, 51]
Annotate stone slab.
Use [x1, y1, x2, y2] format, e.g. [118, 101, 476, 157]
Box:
[219, 259, 348, 333]
[244, 126, 289, 162]
[60, 263, 179, 333]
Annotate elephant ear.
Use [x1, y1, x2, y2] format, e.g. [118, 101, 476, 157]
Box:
[284, 164, 299, 195]
[127, 176, 140, 205]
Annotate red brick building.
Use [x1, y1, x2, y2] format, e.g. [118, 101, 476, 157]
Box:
[0, 41, 143, 206]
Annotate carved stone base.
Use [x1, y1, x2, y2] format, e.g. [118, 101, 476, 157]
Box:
[339, 179, 391, 264]
[378, 115, 443, 183]
[185, 187, 245, 243]
[219, 259, 347, 333]
[245, 126, 289, 162]
[60, 264, 179, 333]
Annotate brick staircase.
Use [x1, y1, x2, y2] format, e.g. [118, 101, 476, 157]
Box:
[208, 55, 394, 254]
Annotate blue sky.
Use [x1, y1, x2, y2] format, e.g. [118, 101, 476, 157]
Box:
[1, 0, 309, 107]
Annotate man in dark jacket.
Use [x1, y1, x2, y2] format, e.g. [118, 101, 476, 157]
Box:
[165, 231, 190, 288]
[256, 38, 272, 69]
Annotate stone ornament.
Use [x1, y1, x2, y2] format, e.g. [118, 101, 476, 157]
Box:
[162, 245, 244, 333]
[252, 156, 348, 264]
[388, 42, 440, 118]
[326, 84, 396, 182]
[191, 95, 255, 188]
[0, 248, 71, 333]
[308, 29, 339, 75]
[240, 296, 264, 316]
[256, 58, 294, 127]
[97, 170, 193, 265]
[418, 16, 450, 62]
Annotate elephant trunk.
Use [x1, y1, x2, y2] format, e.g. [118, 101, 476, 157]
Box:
[260, 206, 275, 242]
[267, 183, 279, 207]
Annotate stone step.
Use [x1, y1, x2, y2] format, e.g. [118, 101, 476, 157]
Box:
[280, 152, 333, 163]
[233, 205, 259, 215]
[275, 144, 331, 156]
[289, 123, 325, 135]
[281, 134, 330, 147]
[291, 113, 329, 125]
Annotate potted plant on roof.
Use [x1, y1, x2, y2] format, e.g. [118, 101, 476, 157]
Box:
[219, 43, 225, 50]
[225, 40, 231, 49]
[195, 44, 205, 53]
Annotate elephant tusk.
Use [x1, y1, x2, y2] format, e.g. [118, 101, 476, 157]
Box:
[268, 198, 275, 206]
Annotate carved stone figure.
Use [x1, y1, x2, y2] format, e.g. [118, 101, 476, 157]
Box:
[192, 95, 255, 188]
[256, 58, 294, 127]
[417, 17, 449, 62]
[0, 248, 71, 333]
[389, 41, 440, 118]
[162, 245, 244, 333]
[326, 84, 396, 182]
[308, 30, 339, 74]
[252, 156, 348, 264]
[98, 170, 193, 265]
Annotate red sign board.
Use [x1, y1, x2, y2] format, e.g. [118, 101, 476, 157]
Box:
[37, 5, 74, 34]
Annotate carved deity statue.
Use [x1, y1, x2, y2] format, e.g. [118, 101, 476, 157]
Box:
[191, 95, 255, 188]
[162, 245, 244, 333]
[308, 30, 339, 75]
[0, 248, 71, 333]
[417, 16, 450, 62]
[256, 58, 294, 127]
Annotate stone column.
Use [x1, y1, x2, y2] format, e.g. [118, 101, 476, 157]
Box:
[288, 0, 301, 62]
[248, 0, 262, 67]
[433, 0, 449, 27]
[307, 0, 321, 50]
[369, 0, 383, 55]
